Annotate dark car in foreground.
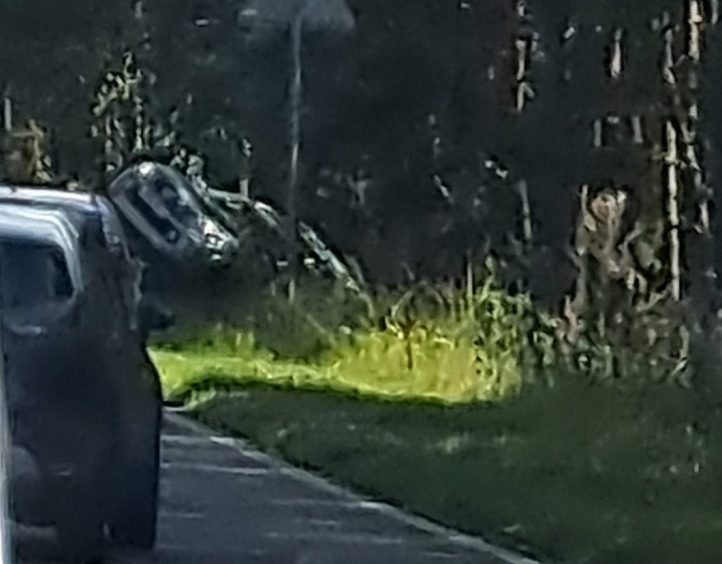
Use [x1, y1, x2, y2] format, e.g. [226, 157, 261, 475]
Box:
[0, 188, 167, 560]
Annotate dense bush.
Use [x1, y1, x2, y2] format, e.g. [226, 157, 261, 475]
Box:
[153, 255, 722, 406]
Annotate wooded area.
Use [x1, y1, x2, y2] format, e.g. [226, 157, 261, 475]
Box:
[1, 1, 720, 298]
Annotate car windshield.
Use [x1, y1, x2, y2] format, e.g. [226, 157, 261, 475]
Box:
[0, 240, 73, 308]
[154, 178, 200, 227]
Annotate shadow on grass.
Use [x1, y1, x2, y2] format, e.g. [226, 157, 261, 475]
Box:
[180, 377, 722, 564]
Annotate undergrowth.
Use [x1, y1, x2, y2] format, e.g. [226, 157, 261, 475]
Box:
[153, 262, 558, 402]
[152, 259, 705, 405]
[150, 261, 722, 563]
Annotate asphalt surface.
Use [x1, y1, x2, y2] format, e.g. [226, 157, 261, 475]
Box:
[17, 412, 536, 564]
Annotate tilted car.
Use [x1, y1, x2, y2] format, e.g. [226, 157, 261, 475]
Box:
[108, 161, 240, 268]
[0, 187, 167, 559]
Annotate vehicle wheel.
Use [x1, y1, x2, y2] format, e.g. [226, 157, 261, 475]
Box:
[56, 502, 104, 562]
[111, 408, 160, 549]
[112, 466, 159, 549]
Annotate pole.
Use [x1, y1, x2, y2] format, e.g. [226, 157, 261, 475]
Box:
[2, 95, 11, 133]
[287, 12, 303, 303]
[0, 260, 12, 563]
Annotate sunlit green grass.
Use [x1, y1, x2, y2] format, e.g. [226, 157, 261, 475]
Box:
[151, 274, 722, 563]
[153, 271, 556, 404]
[152, 322, 525, 404]
[152, 323, 722, 563]
[152, 333, 484, 404]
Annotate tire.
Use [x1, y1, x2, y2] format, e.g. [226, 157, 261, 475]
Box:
[112, 464, 159, 549]
[53, 420, 113, 562]
[110, 404, 161, 550]
[57, 520, 103, 563]
[55, 490, 105, 562]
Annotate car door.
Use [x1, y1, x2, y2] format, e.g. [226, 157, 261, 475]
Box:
[86, 219, 161, 471]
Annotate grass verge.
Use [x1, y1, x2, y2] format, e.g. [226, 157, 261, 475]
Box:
[150, 275, 722, 563]
[155, 366, 722, 563]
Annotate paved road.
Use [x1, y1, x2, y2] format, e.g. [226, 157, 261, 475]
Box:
[18, 412, 536, 564]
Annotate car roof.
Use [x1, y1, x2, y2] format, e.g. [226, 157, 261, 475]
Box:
[0, 185, 133, 255]
[0, 185, 108, 217]
[0, 203, 79, 245]
[0, 203, 83, 289]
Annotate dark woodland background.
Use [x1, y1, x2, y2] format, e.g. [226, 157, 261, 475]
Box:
[1, 0, 721, 310]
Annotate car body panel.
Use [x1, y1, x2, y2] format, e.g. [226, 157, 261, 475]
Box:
[0, 190, 162, 540]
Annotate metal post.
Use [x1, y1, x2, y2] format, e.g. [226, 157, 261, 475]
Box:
[0, 87, 12, 562]
[287, 12, 304, 302]
[0, 263, 12, 562]
[2, 96, 11, 134]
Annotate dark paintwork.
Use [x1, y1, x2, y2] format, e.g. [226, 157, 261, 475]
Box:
[0, 190, 162, 550]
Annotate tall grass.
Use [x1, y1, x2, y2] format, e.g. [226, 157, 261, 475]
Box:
[153, 256, 719, 407]
[151, 260, 722, 562]
[153, 262, 559, 403]
[322, 267, 557, 400]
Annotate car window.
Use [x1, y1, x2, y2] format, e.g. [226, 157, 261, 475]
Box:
[129, 187, 180, 244]
[0, 240, 73, 308]
[156, 181, 197, 223]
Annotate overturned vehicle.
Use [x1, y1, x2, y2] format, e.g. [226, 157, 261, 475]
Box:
[107, 161, 363, 294]
[108, 161, 241, 268]
[0, 188, 167, 559]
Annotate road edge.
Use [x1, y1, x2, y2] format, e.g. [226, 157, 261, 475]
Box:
[164, 410, 541, 564]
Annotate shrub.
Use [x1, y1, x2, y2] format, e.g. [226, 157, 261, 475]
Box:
[322, 260, 558, 401]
